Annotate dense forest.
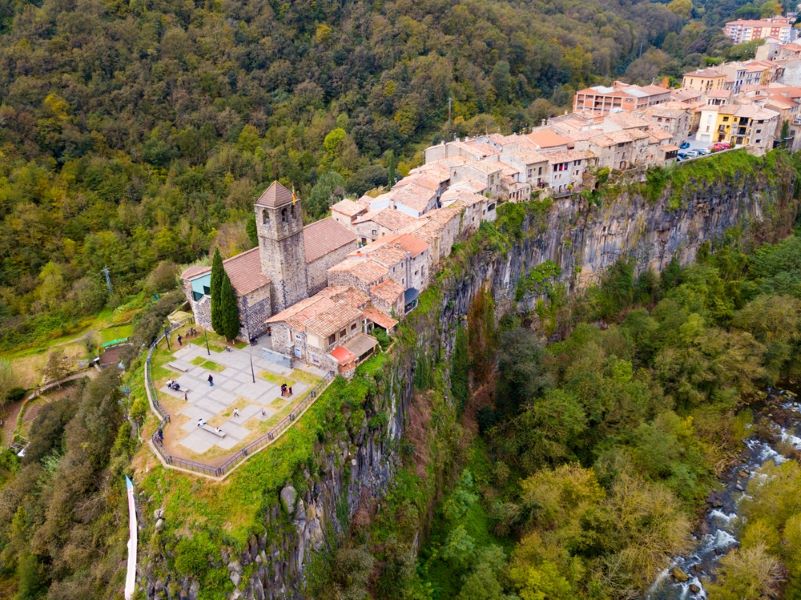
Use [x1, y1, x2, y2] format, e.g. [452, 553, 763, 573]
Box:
[0, 0, 752, 350]
[311, 226, 801, 599]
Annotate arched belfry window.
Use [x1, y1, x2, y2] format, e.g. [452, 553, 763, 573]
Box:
[290, 204, 296, 218]
[262, 210, 269, 224]
[281, 207, 287, 222]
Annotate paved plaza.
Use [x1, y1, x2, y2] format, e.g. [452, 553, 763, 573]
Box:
[158, 343, 324, 456]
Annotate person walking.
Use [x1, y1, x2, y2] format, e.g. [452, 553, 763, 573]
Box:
[233, 408, 240, 418]
[184, 390, 189, 401]
[177, 334, 183, 346]
[208, 374, 214, 387]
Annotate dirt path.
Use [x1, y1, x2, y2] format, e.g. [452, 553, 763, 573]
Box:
[1, 401, 23, 445]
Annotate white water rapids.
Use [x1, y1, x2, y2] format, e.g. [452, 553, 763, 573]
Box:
[647, 390, 801, 600]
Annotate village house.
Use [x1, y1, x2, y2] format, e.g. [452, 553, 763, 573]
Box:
[639, 102, 693, 145]
[682, 67, 727, 93]
[351, 208, 416, 245]
[330, 198, 368, 228]
[265, 286, 387, 374]
[723, 16, 797, 44]
[573, 81, 671, 115]
[695, 103, 780, 153]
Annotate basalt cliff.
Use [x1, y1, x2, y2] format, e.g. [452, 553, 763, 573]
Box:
[141, 152, 800, 600]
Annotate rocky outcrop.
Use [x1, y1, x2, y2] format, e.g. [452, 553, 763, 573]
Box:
[143, 163, 799, 600]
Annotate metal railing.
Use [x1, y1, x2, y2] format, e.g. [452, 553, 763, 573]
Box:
[144, 322, 333, 479]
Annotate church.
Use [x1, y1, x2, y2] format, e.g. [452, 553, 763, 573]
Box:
[180, 181, 357, 341]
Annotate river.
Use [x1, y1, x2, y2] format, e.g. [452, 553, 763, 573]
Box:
[647, 389, 801, 600]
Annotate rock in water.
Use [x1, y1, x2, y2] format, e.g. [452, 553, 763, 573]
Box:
[690, 583, 701, 594]
[671, 566, 689, 582]
[280, 485, 297, 515]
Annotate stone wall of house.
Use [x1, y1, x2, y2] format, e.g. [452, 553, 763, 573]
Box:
[307, 240, 358, 295]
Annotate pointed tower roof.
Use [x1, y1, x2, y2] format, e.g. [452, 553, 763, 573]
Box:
[256, 181, 294, 208]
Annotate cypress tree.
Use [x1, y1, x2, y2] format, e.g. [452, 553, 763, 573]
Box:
[210, 248, 224, 335]
[219, 272, 240, 341]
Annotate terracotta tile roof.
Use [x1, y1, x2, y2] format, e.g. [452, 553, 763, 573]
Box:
[389, 182, 437, 212]
[330, 198, 368, 217]
[370, 279, 404, 305]
[328, 256, 389, 284]
[369, 244, 409, 267]
[303, 217, 356, 263]
[393, 233, 429, 257]
[527, 128, 573, 149]
[255, 181, 294, 208]
[684, 67, 726, 78]
[305, 302, 363, 338]
[355, 208, 416, 232]
[180, 248, 269, 296]
[362, 306, 398, 330]
[266, 286, 368, 336]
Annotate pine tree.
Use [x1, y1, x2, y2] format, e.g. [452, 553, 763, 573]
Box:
[210, 248, 224, 335]
[219, 272, 240, 341]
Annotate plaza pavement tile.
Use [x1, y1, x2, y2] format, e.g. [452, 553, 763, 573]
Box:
[180, 430, 216, 454]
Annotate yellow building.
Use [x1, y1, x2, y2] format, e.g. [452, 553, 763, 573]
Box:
[681, 68, 727, 93]
[712, 104, 779, 153]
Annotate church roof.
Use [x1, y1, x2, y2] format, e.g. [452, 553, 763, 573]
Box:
[256, 181, 294, 208]
[303, 218, 356, 263]
[180, 248, 269, 296]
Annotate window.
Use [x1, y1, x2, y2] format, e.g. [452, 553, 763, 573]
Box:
[328, 334, 336, 345]
[262, 210, 269, 224]
[351, 323, 357, 331]
[281, 207, 287, 222]
[290, 205, 296, 217]
[372, 229, 378, 236]
[339, 329, 346, 338]
[203, 286, 211, 296]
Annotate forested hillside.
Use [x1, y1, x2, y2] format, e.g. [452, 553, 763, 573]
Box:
[0, 0, 738, 348]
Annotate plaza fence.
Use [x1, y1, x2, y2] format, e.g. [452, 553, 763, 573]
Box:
[144, 322, 333, 479]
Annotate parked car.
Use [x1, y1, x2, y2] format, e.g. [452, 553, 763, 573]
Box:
[711, 142, 731, 152]
[684, 149, 700, 158]
[677, 152, 689, 161]
[679, 141, 691, 149]
[696, 148, 710, 155]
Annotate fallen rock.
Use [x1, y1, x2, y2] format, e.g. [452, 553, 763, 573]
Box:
[155, 518, 165, 532]
[671, 566, 689, 582]
[280, 485, 297, 515]
[689, 583, 701, 594]
[153, 508, 164, 520]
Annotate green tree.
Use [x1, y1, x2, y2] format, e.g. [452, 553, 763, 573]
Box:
[219, 272, 240, 341]
[307, 171, 346, 219]
[210, 248, 224, 335]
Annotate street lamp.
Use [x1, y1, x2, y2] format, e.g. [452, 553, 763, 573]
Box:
[164, 325, 171, 351]
[204, 329, 210, 356]
[249, 341, 256, 383]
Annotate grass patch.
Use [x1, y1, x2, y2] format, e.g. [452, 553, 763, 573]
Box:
[99, 323, 134, 344]
[260, 371, 293, 386]
[190, 357, 224, 372]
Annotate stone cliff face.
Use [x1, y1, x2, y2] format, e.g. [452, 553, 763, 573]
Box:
[143, 166, 798, 600]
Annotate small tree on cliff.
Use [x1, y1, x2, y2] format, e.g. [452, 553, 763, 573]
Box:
[210, 248, 224, 334]
[219, 272, 240, 341]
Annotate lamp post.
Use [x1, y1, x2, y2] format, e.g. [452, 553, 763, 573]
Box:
[249, 342, 256, 384]
[204, 329, 211, 356]
[164, 325, 171, 351]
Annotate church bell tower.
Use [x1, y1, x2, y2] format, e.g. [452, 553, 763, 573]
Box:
[255, 181, 308, 312]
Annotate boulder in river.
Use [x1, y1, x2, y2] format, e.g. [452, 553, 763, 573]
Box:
[689, 583, 701, 594]
[671, 566, 689, 582]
